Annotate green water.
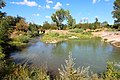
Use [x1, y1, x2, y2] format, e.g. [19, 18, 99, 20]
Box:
[10, 38, 120, 73]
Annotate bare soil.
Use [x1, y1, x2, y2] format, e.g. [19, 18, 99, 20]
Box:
[92, 31, 120, 47]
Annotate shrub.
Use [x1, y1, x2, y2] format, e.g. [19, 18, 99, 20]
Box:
[13, 35, 31, 43]
[3, 64, 50, 80]
[0, 46, 5, 59]
[46, 32, 59, 37]
[58, 53, 91, 80]
[69, 29, 84, 33]
[103, 62, 120, 80]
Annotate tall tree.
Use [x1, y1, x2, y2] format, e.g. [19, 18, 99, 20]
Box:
[0, 0, 6, 18]
[102, 21, 109, 27]
[112, 0, 120, 24]
[67, 15, 76, 29]
[0, 0, 5, 8]
[16, 19, 28, 32]
[51, 8, 70, 30]
[94, 18, 100, 29]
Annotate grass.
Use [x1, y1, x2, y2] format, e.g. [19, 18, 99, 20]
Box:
[41, 30, 93, 43]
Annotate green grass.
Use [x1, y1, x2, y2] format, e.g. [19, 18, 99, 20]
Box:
[69, 28, 84, 33]
[41, 31, 93, 43]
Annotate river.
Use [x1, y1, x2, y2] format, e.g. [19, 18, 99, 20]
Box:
[10, 37, 120, 73]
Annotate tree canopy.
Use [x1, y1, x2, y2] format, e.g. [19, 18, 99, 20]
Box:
[112, 0, 120, 24]
[51, 8, 70, 30]
[51, 8, 76, 30]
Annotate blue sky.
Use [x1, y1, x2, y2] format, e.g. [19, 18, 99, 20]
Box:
[2, 0, 115, 25]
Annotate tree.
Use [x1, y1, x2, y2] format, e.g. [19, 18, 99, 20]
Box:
[16, 19, 28, 32]
[112, 0, 120, 30]
[3, 16, 16, 26]
[94, 18, 100, 29]
[28, 23, 39, 36]
[0, 20, 9, 44]
[102, 21, 109, 27]
[42, 21, 51, 29]
[51, 8, 70, 30]
[112, 0, 120, 24]
[0, 0, 6, 18]
[67, 15, 76, 29]
[0, 0, 5, 8]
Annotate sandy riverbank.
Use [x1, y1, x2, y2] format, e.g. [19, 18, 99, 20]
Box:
[43, 30, 120, 47]
[92, 31, 120, 47]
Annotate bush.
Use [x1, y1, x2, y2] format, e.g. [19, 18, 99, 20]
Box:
[3, 64, 50, 80]
[69, 29, 84, 33]
[103, 62, 120, 79]
[46, 32, 59, 37]
[58, 53, 91, 80]
[0, 47, 5, 59]
[13, 35, 31, 43]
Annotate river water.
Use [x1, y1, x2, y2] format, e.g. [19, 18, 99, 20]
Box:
[10, 37, 120, 73]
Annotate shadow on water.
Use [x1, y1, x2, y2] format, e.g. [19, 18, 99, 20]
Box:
[10, 37, 120, 74]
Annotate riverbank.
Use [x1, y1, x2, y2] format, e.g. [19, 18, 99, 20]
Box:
[92, 31, 120, 47]
[41, 30, 93, 43]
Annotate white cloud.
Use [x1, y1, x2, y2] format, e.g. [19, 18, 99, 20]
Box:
[45, 16, 51, 19]
[46, 5, 50, 9]
[53, 2, 62, 10]
[10, 0, 38, 7]
[66, 3, 70, 6]
[95, 16, 98, 18]
[32, 13, 40, 16]
[46, 0, 53, 4]
[93, 0, 97, 4]
[38, 5, 42, 8]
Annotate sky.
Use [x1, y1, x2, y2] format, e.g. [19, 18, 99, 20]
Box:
[1, 0, 115, 25]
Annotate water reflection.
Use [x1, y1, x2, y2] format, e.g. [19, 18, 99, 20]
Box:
[10, 38, 120, 73]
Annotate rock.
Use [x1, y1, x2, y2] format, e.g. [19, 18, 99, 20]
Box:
[69, 36, 78, 39]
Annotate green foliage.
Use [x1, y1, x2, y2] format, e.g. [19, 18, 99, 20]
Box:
[75, 23, 95, 30]
[41, 31, 93, 43]
[3, 16, 16, 26]
[112, 0, 120, 24]
[0, 0, 6, 18]
[41, 32, 61, 43]
[0, 0, 6, 9]
[94, 18, 101, 29]
[101, 21, 109, 28]
[51, 8, 70, 30]
[0, 46, 5, 59]
[16, 19, 28, 32]
[67, 15, 76, 29]
[58, 54, 91, 80]
[0, 19, 10, 45]
[47, 32, 59, 37]
[113, 24, 120, 30]
[9, 34, 31, 48]
[42, 21, 53, 30]
[29, 23, 38, 32]
[12, 34, 31, 43]
[28, 23, 40, 36]
[3, 65, 50, 80]
[69, 29, 84, 33]
[103, 62, 120, 80]
[0, 54, 120, 80]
